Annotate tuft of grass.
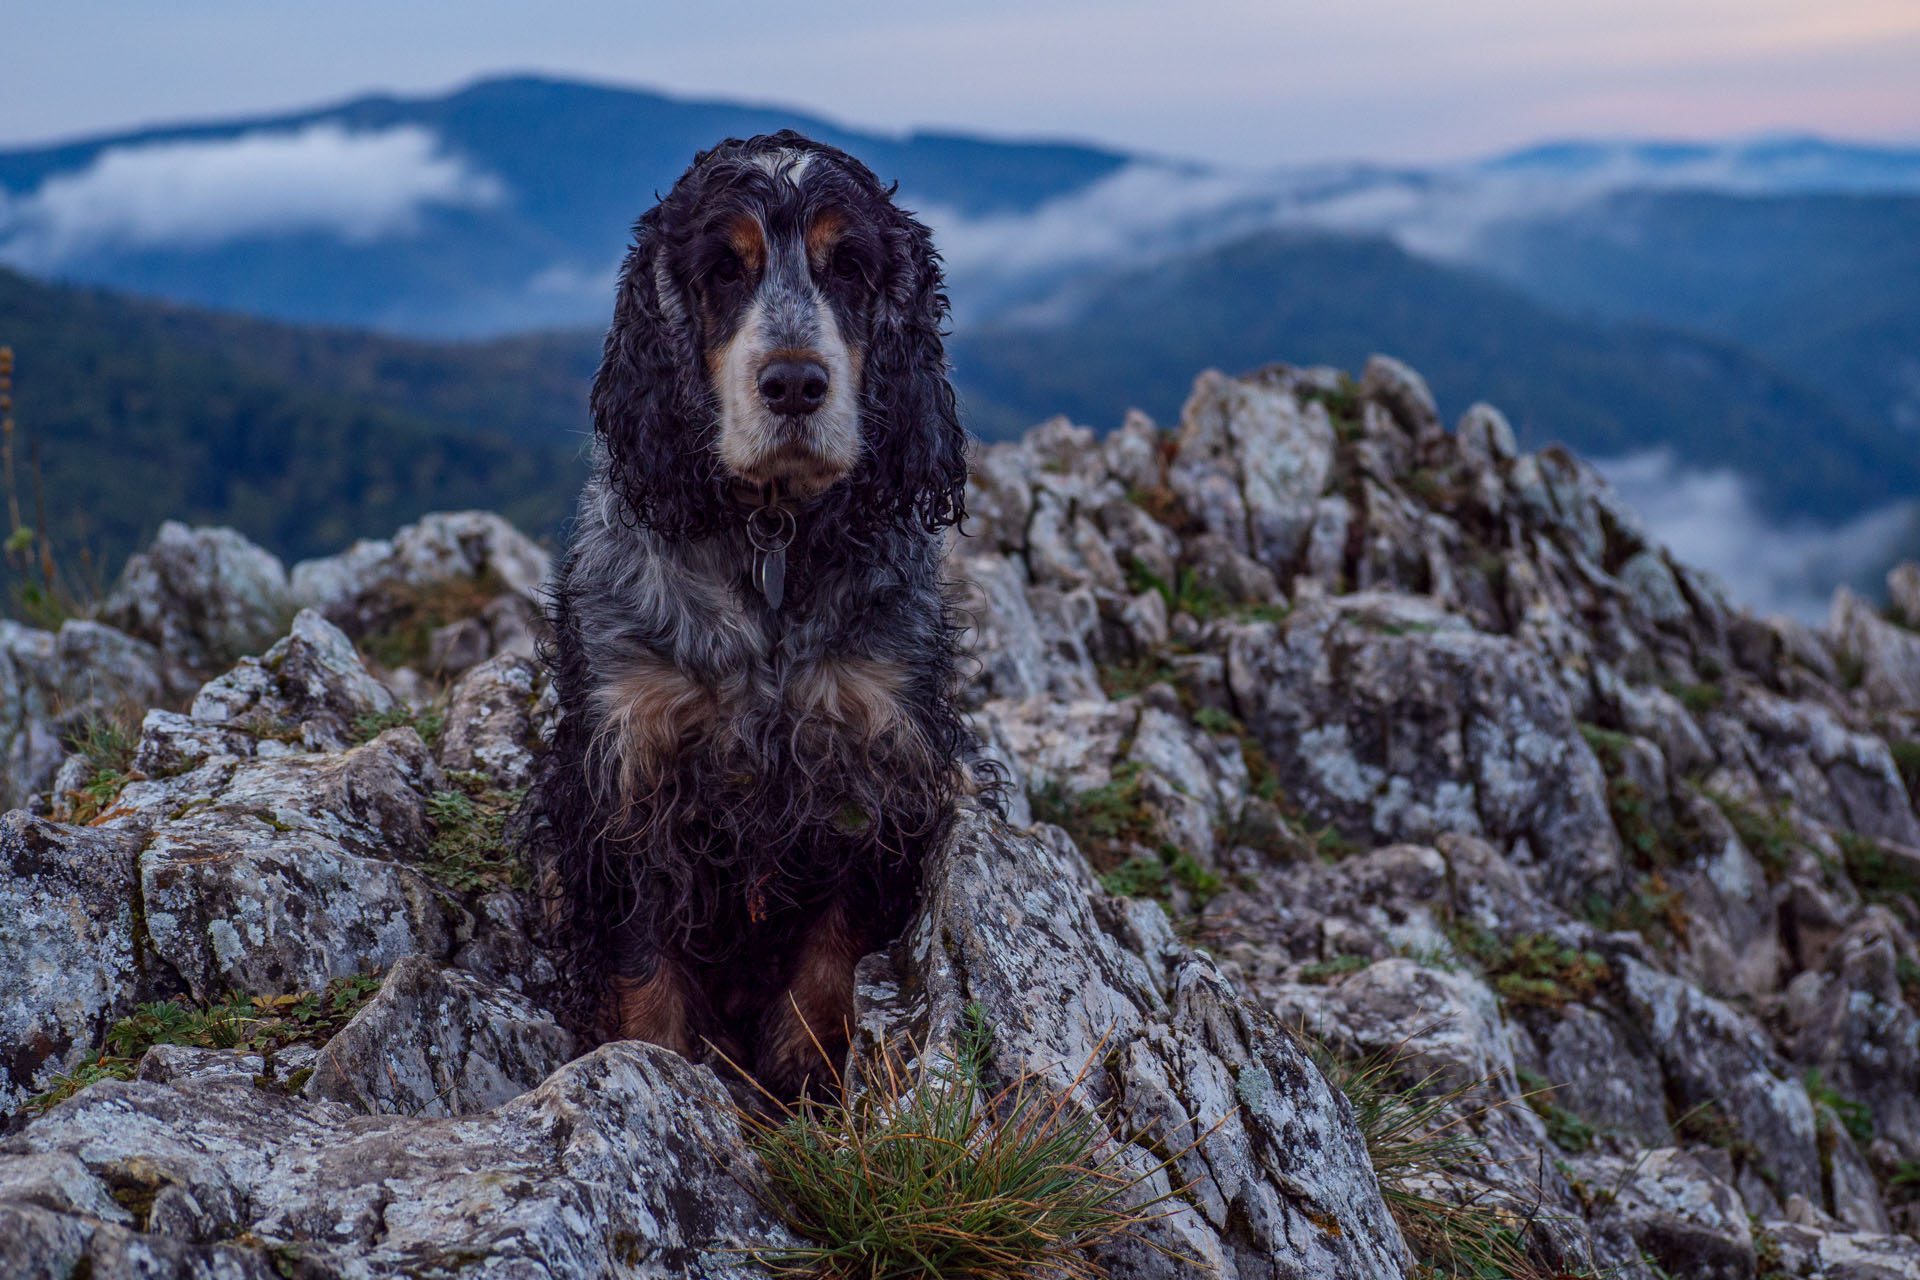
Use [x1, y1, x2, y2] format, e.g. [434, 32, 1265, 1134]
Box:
[425, 769, 527, 893]
[739, 1004, 1181, 1279]
[26, 970, 384, 1114]
[1706, 791, 1803, 883]
[351, 703, 446, 746]
[1326, 1046, 1594, 1280]
[57, 715, 141, 824]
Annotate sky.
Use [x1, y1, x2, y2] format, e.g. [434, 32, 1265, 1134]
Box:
[5, 0, 1919, 165]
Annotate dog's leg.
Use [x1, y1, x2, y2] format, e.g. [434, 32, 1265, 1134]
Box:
[607, 939, 694, 1057]
[758, 901, 864, 1100]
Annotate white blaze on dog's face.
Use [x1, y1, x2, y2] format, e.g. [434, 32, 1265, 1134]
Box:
[692, 154, 873, 501]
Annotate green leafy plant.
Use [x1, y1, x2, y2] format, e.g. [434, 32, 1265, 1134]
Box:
[351, 703, 446, 746]
[426, 769, 527, 893]
[1515, 1069, 1596, 1154]
[738, 1004, 1183, 1279]
[1805, 1068, 1875, 1145]
[27, 970, 384, 1114]
[1451, 925, 1610, 1011]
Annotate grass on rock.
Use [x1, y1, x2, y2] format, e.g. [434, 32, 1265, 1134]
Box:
[58, 714, 139, 824]
[426, 769, 527, 893]
[738, 1004, 1178, 1279]
[27, 970, 384, 1114]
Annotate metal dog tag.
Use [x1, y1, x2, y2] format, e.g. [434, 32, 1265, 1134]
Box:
[756, 545, 786, 610]
[747, 501, 796, 611]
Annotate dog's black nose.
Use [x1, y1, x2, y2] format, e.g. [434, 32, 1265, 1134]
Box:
[758, 359, 829, 416]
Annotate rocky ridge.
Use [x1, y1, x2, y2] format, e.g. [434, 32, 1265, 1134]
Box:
[2, 356, 1919, 1277]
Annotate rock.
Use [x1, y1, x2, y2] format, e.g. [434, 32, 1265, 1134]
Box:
[858, 808, 1410, 1278]
[185, 609, 394, 755]
[0, 1042, 789, 1279]
[100, 522, 293, 672]
[1360, 353, 1441, 438]
[1890, 563, 1920, 630]
[0, 815, 146, 1117]
[1578, 1147, 1755, 1280]
[437, 653, 541, 790]
[289, 510, 550, 627]
[1225, 594, 1623, 906]
[304, 957, 576, 1117]
[1833, 587, 1920, 710]
[0, 620, 171, 810]
[1618, 959, 1824, 1205]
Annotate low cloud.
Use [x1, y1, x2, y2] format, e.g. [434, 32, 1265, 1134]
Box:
[0, 123, 503, 267]
[918, 138, 1920, 325]
[1595, 450, 1920, 622]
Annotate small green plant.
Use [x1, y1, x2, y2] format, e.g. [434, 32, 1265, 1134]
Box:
[426, 770, 527, 893]
[1095, 658, 1178, 699]
[1835, 829, 1920, 908]
[1299, 954, 1371, 984]
[351, 704, 446, 746]
[1124, 556, 1232, 623]
[1515, 1069, 1596, 1154]
[1805, 1068, 1875, 1145]
[27, 970, 384, 1114]
[57, 715, 140, 824]
[1190, 706, 1240, 736]
[1662, 680, 1725, 716]
[739, 1004, 1180, 1278]
[1451, 925, 1610, 1010]
[1579, 724, 1698, 870]
[1892, 740, 1920, 802]
[1031, 763, 1155, 857]
[1707, 792, 1803, 882]
[1299, 378, 1364, 442]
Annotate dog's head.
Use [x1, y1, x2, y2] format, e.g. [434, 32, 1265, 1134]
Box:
[593, 131, 967, 539]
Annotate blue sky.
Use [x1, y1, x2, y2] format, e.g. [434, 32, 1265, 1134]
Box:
[6, 0, 1919, 163]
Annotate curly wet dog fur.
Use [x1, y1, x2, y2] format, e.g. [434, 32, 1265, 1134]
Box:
[529, 132, 985, 1098]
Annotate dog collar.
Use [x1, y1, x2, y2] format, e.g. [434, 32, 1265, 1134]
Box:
[746, 494, 797, 610]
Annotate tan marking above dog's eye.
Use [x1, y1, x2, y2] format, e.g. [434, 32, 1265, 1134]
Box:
[805, 210, 849, 269]
[726, 216, 767, 276]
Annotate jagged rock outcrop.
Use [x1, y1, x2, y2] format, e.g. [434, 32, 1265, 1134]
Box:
[8, 352, 1920, 1277]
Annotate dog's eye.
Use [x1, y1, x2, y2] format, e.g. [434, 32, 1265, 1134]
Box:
[711, 254, 743, 286]
[831, 248, 866, 285]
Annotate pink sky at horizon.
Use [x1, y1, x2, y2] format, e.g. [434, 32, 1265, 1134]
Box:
[3, 0, 1916, 165]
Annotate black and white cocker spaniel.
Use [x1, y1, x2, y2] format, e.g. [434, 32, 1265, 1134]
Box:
[531, 131, 988, 1099]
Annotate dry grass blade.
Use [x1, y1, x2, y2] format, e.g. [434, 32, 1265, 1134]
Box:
[1318, 1036, 1602, 1280]
[729, 1004, 1196, 1280]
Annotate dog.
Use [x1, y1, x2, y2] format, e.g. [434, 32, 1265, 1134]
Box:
[530, 131, 986, 1099]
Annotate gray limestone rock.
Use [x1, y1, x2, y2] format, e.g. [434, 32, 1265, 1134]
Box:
[99, 522, 294, 673]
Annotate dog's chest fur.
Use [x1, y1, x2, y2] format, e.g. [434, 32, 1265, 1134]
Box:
[568, 480, 942, 852]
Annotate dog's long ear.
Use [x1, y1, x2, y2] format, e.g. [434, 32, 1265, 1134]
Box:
[860, 206, 968, 533]
[592, 211, 726, 538]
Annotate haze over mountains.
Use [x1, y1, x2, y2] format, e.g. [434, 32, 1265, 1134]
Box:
[2, 74, 1917, 616]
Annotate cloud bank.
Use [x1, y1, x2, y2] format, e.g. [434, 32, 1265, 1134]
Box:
[0, 123, 503, 267]
[1595, 450, 1920, 622]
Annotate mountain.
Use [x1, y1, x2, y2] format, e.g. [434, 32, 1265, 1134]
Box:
[952, 229, 1918, 523]
[0, 75, 1125, 337]
[0, 266, 586, 586]
[1470, 190, 1920, 438]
